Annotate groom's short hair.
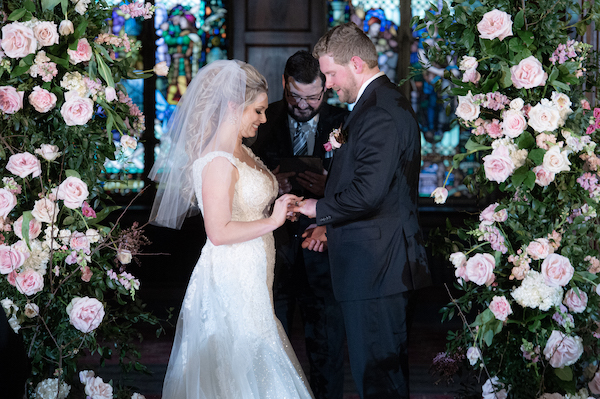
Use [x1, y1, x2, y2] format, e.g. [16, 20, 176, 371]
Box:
[313, 22, 378, 68]
[284, 50, 325, 87]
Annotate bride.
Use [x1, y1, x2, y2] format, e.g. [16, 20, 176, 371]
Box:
[149, 60, 314, 398]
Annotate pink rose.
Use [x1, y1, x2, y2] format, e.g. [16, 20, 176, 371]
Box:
[0, 86, 24, 114]
[31, 197, 58, 223]
[13, 215, 42, 240]
[529, 101, 561, 133]
[455, 92, 480, 121]
[589, 371, 600, 395]
[56, 176, 89, 209]
[0, 244, 28, 274]
[81, 265, 93, 282]
[541, 253, 574, 287]
[84, 376, 113, 399]
[67, 38, 92, 64]
[33, 21, 59, 47]
[70, 231, 90, 251]
[1, 22, 37, 58]
[67, 296, 105, 333]
[465, 253, 496, 286]
[543, 330, 583, 368]
[542, 146, 571, 173]
[462, 68, 481, 84]
[105, 86, 117, 102]
[28, 86, 57, 113]
[60, 95, 94, 126]
[0, 188, 17, 218]
[563, 288, 588, 313]
[482, 145, 515, 183]
[502, 109, 527, 138]
[526, 238, 552, 260]
[533, 165, 555, 187]
[479, 203, 498, 225]
[6, 152, 42, 178]
[455, 265, 468, 284]
[477, 10, 513, 41]
[15, 269, 44, 296]
[511, 56, 548, 89]
[489, 295, 512, 321]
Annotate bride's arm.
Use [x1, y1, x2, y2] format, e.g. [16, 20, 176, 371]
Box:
[202, 157, 296, 246]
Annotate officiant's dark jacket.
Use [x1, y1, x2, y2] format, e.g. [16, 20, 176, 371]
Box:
[316, 75, 432, 301]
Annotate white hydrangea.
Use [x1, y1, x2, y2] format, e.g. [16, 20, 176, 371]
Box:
[33, 378, 71, 399]
[8, 315, 21, 333]
[492, 138, 527, 168]
[60, 72, 86, 97]
[86, 228, 101, 244]
[564, 387, 591, 399]
[511, 270, 563, 311]
[58, 229, 72, 245]
[22, 239, 50, 275]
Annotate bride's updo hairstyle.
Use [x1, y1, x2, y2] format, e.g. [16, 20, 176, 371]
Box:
[148, 60, 269, 229]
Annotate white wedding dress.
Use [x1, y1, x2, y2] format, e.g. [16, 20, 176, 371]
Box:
[162, 147, 314, 399]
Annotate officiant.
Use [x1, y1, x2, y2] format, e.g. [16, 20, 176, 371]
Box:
[246, 50, 348, 399]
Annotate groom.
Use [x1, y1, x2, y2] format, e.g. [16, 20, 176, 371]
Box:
[294, 23, 431, 398]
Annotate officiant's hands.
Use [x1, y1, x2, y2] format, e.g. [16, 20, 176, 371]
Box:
[297, 169, 327, 196]
[302, 224, 327, 252]
[273, 165, 295, 195]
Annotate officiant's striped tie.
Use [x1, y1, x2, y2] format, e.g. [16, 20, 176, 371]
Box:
[293, 122, 308, 156]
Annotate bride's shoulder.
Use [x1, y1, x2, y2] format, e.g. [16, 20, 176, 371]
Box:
[194, 151, 237, 169]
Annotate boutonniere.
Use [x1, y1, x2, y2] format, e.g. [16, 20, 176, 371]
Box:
[323, 124, 347, 152]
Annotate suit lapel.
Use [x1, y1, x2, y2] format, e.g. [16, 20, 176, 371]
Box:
[343, 75, 389, 130]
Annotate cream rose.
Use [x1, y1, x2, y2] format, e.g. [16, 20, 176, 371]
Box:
[563, 288, 588, 313]
[502, 109, 527, 138]
[489, 295, 512, 321]
[511, 56, 548, 89]
[58, 20, 74, 36]
[67, 296, 105, 333]
[29, 86, 57, 113]
[526, 238, 552, 260]
[117, 249, 132, 265]
[67, 38, 92, 64]
[13, 215, 42, 240]
[510, 98, 524, 110]
[57, 176, 89, 209]
[0, 244, 27, 274]
[24, 302, 39, 318]
[15, 269, 44, 296]
[477, 9, 513, 41]
[0, 188, 17, 218]
[120, 135, 137, 150]
[60, 95, 94, 126]
[541, 253, 574, 287]
[543, 330, 583, 368]
[533, 165, 555, 187]
[450, 252, 467, 268]
[35, 144, 61, 161]
[1, 22, 37, 58]
[430, 187, 448, 204]
[528, 101, 560, 133]
[84, 376, 113, 399]
[153, 61, 169, 76]
[465, 253, 496, 286]
[0, 86, 24, 114]
[104, 86, 117, 102]
[542, 145, 571, 174]
[70, 231, 90, 251]
[482, 145, 515, 183]
[33, 21, 59, 48]
[32, 198, 59, 223]
[459, 56, 478, 71]
[6, 152, 42, 178]
[455, 92, 480, 121]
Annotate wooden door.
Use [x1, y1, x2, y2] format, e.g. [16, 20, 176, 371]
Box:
[231, 0, 328, 101]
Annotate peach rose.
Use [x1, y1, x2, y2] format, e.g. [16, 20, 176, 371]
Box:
[13, 215, 42, 240]
[33, 21, 59, 47]
[526, 238, 552, 260]
[6, 152, 42, 178]
[541, 253, 573, 287]
[84, 376, 113, 399]
[56, 176, 89, 209]
[489, 295, 512, 321]
[511, 56, 548, 89]
[31, 197, 58, 223]
[0, 188, 17, 218]
[67, 38, 92, 64]
[542, 145, 571, 174]
[465, 253, 496, 286]
[0, 86, 24, 114]
[528, 101, 560, 133]
[533, 165, 555, 187]
[563, 288, 587, 313]
[477, 9, 513, 41]
[455, 92, 480, 121]
[543, 330, 583, 368]
[1, 22, 37, 58]
[67, 296, 105, 333]
[60, 95, 94, 126]
[482, 145, 515, 183]
[34, 144, 61, 161]
[29, 86, 57, 113]
[589, 371, 600, 395]
[117, 249, 132, 265]
[15, 269, 44, 296]
[502, 109, 527, 138]
[0, 244, 28, 274]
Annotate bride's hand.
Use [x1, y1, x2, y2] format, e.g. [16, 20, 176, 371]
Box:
[270, 194, 300, 227]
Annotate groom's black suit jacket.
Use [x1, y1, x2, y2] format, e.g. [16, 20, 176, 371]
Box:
[316, 75, 432, 301]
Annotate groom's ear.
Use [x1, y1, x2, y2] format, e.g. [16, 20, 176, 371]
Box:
[350, 56, 365, 74]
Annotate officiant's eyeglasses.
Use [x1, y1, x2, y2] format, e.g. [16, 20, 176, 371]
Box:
[285, 86, 324, 105]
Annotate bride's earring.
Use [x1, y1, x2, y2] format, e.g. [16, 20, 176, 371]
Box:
[229, 115, 238, 125]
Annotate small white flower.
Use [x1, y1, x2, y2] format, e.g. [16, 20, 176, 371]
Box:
[431, 187, 448, 204]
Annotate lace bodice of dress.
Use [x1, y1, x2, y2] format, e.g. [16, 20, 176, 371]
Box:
[193, 146, 278, 222]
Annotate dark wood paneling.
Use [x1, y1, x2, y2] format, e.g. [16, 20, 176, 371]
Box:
[246, 0, 311, 31]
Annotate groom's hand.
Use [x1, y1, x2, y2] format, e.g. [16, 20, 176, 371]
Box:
[301, 224, 327, 252]
[292, 198, 317, 218]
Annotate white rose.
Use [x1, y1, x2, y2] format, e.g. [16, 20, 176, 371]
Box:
[528, 101, 561, 133]
[58, 20, 74, 36]
[466, 346, 481, 366]
[34, 144, 61, 161]
[542, 145, 571, 174]
[449, 252, 467, 268]
[153, 61, 169, 76]
[86, 229, 101, 243]
[459, 56, 478, 71]
[456, 92, 480, 121]
[32, 198, 59, 224]
[117, 249, 132, 264]
[510, 98, 524, 110]
[502, 109, 527, 138]
[430, 187, 448, 204]
[24, 302, 39, 318]
[120, 135, 137, 150]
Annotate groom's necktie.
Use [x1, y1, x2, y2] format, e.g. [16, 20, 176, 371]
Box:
[293, 122, 308, 156]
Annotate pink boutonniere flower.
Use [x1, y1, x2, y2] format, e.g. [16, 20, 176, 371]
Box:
[323, 124, 347, 152]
